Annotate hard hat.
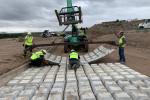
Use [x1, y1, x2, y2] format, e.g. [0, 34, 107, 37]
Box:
[42, 49, 47, 54]
[27, 32, 31, 35]
[71, 49, 75, 52]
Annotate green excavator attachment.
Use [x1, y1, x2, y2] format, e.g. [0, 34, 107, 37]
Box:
[55, 0, 82, 25]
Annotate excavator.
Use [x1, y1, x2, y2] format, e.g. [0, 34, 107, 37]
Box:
[55, 0, 88, 53]
[32, 0, 115, 51]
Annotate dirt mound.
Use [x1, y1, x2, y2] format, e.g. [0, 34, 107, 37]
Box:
[87, 19, 143, 39]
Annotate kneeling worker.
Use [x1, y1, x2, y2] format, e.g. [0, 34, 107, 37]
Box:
[30, 49, 47, 66]
[69, 49, 80, 69]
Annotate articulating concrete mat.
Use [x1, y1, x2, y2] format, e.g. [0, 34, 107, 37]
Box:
[45, 46, 114, 65]
[0, 63, 150, 100]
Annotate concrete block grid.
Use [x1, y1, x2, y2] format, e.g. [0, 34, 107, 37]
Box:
[0, 63, 150, 100]
[45, 46, 114, 65]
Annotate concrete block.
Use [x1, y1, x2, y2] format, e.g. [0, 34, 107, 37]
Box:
[23, 76, 33, 80]
[7, 80, 20, 85]
[44, 78, 54, 83]
[79, 81, 90, 87]
[94, 69, 104, 73]
[113, 92, 132, 100]
[26, 73, 37, 76]
[115, 69, 125, 72]
[79, 86, 92, 95]
[97, 92, 114, 100]
[66, 82, 77, 88]
[4, 90, 20, 98]
[124, 75, 137, 80]
[34, 75, 44, 79]
[104, 69, 114, 73]
[131, 80, 145, 87]
[112, 75, 125, 81]
[78, 77, 88, 81]
[107, 85, 122, 93]
[119, 72, 130, 75]
[130, 91, 150, 100]
[117, 80, 131, 88]
[48, 93, 62, 100]
[31, 79, 43, 84]
[65, 87, 78, 93]
[92, 85, 107, 95]
[19, 89, 35, 99]
[104, 81, 117, 88]
[12, 86, 24, 91]
[40, 83, 52, 88]
[14, 76, 23, 80]
[53, 82, 64, 88]
[31, 95, 47, 100]
[108, 72, 119, 76]
[0, 97, 14, 100]
[51, 88, 63, 94]
[55, 78, 65, 83]
[36, 87, 50, 94]
[0, 86, 11, 93]
[136, 75, 149, 80]
[80, 92, 96, 100]
[90, 80, 103, 86]
[25, 85, 38, 90]
[97, 73, 108, 77]
[67, 77, 77, 82]
[101, 76, 113, 82]
[64, 92, 79, 100]
[139, 86, 150, 93]
[89, 76, 100, 81]
[16, 96, 30, 100]
[67, 74, 75, 78]
[123, 85, 138, 93]
[19, 80, 31, 84]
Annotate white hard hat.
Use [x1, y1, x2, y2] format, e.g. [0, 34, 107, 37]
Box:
[71, 49, 75, 52]
[42, 49, 47, 54]
[27, 32, 31, 35]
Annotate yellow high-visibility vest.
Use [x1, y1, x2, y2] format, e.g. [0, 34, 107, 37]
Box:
[119, 35, 125, 47]
[25, 35, 33, 46]
[69, 52, 78, 59]
[30, 51, 44, 60]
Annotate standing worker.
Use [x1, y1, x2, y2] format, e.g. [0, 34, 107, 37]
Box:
[23, 32, 33, 56]
[115, 31, 126, 64]
[69, 49, 80, 69]
[30, 49, 47, 66]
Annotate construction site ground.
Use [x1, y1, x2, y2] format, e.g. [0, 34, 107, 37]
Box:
[0, 29, 150, 77]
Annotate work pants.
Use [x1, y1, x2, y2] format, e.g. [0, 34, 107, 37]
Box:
[119, 47, 126, 63]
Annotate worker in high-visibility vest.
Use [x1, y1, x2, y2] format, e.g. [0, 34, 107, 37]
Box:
[23, 32, 33, 56]
[69, 49, 80, 69]
[116, 31, 126, 63]
[30, 49, 47, 66]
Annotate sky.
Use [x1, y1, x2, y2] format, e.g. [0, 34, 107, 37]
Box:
[0, 0, 150, 32]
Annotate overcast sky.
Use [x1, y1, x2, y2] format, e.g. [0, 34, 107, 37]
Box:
[0, 0, 150, 32]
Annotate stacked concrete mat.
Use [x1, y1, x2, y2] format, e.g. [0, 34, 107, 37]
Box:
[0, 63, 150, 100]
[80, 46, 114, 64]
[45, 46, 114, 65]
[45, 54, 67, 65]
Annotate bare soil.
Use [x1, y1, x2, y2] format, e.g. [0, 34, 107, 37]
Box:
[0, 29, 150, 76]
[0, 37, 60, 75]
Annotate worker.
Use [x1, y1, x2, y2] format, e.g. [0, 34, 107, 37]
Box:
[115, 31, 126, 64]
[23, 32, 33, 56]
[69, 49, 80, 69]
[30, 49, 47, 66]
[79, 28, 86, 41]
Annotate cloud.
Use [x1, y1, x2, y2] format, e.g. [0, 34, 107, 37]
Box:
[0, 0, 150, 32]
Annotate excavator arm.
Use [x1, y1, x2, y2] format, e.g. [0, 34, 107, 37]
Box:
[55, 0, 82, 26]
